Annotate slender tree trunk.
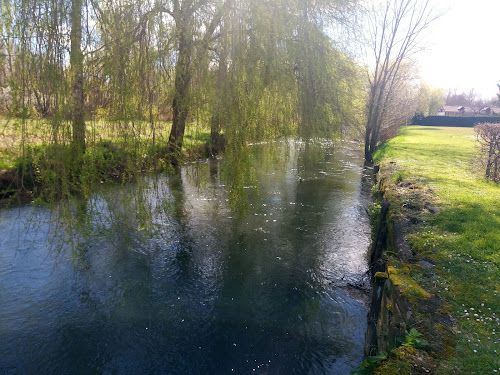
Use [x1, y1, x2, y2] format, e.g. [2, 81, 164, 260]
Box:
[210, 24, 228, 149]
[364, 122, 373, 162]
[370, 115, 382, 154]
[365, 87, 383, 162]
[364, 80, 379, 162]
[70, 0, 85, 153]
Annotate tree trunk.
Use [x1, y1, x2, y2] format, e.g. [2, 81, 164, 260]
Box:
[364, 81, 378, 163]
[167, 23, 192, 162]
[364, 122, 373, 162]
[210, 25, 228, 146]
[70, 0, 85, 153]
[370, 116, 381, 155]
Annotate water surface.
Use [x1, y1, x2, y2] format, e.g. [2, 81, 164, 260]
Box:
[0, 141, 371, 374]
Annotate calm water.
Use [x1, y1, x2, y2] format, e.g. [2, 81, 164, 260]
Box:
[0, 141, 371, 375]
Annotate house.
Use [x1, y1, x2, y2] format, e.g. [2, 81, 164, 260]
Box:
[479, 107, 500, 116]
[437, 105, 500, 117]
[437, 105, 475, 116]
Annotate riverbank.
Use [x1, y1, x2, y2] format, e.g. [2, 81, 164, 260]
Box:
[366, 126, 499, 374]
[0, 117, 214, 205]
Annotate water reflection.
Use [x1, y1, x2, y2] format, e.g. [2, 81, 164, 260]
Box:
[0, 140, 371, 374]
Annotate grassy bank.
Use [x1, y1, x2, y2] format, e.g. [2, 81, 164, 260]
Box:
[0, 117, 211, 169]
[0, 117, 212, 203]
[373, 126, 499, 374]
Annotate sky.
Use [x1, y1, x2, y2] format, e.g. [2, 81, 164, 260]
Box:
[418, 0, 500, 100]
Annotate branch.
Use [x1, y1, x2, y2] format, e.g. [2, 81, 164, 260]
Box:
[134, 5, 174, 38]
[196, 0, 232, 49]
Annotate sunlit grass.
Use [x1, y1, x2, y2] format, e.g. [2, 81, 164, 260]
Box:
[374, 126, 500, 374]
[0, 116, 211, 171]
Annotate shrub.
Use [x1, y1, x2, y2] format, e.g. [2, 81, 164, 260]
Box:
[475, 123, 500, 182]
[412, 116, 500, 127]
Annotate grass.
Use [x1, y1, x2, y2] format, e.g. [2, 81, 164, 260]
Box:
[0, 116, 212, 168]
[374, 126, 500, 374]
[0, 116, 212, 202]
[0, 117, 211, 169]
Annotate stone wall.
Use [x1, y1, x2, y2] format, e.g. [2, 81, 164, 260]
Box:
[363, 169, 456, 374]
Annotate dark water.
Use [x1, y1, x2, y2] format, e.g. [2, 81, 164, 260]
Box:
[0, 141, 371, 375]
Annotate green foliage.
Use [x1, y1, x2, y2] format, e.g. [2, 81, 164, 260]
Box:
[0, 118, 211, 203]
[371, 183, 380, 197]
[415, 84, 446, 117]
[351, 351, 388, 375]
[398, 328, 429, 349]
[368, 202, 381, 225]
[392, 170, 406, 183]
[1, 0, 366, 202]
[221, 143, 258, 215]
[293, 22, 365, 139]
[353, 330, 428, 375]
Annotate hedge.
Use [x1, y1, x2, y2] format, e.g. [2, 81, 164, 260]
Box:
[411, 115, 500, 127]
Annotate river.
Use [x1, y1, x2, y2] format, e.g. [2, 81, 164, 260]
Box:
[0, 140, 371, 374]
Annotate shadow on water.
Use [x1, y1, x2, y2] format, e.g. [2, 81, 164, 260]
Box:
[0, 140, 371, 375]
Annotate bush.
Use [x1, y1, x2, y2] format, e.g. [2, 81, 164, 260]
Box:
[475, 123, 500, 182]
[412, 116, 500, 127]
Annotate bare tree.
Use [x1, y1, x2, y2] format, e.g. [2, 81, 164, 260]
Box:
[378, 62, 418, 142]
[364, 0, 435, 163]
[464, 89, 485, 115]
[446, 89, 490, 114]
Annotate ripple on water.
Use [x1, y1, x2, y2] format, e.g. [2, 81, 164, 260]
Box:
[0, 141, 369, 374]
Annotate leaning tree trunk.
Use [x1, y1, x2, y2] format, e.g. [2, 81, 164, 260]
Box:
[70, 0, 85, 153]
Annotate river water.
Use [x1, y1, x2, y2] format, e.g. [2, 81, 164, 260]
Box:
[0, 140, 371, 375]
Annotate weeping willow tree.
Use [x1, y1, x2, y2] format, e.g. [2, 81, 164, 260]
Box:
[206, 0, 365, 147]
[0, 0, 367, 205]
[198, 0, 365, 211]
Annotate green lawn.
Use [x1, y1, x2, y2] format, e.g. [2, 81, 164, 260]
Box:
[374, 126, 500, 374]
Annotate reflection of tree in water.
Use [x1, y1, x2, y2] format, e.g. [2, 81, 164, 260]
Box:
[28, 140, 346, 259]
[209, 140, 361, 373]
[3, 139, 368, 374]
[297, 140, 333, 179]
[220, 140, 295, 215]
[28, 140, 359, 312]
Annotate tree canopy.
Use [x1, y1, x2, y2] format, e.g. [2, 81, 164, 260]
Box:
[0, 0, 365, 154]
